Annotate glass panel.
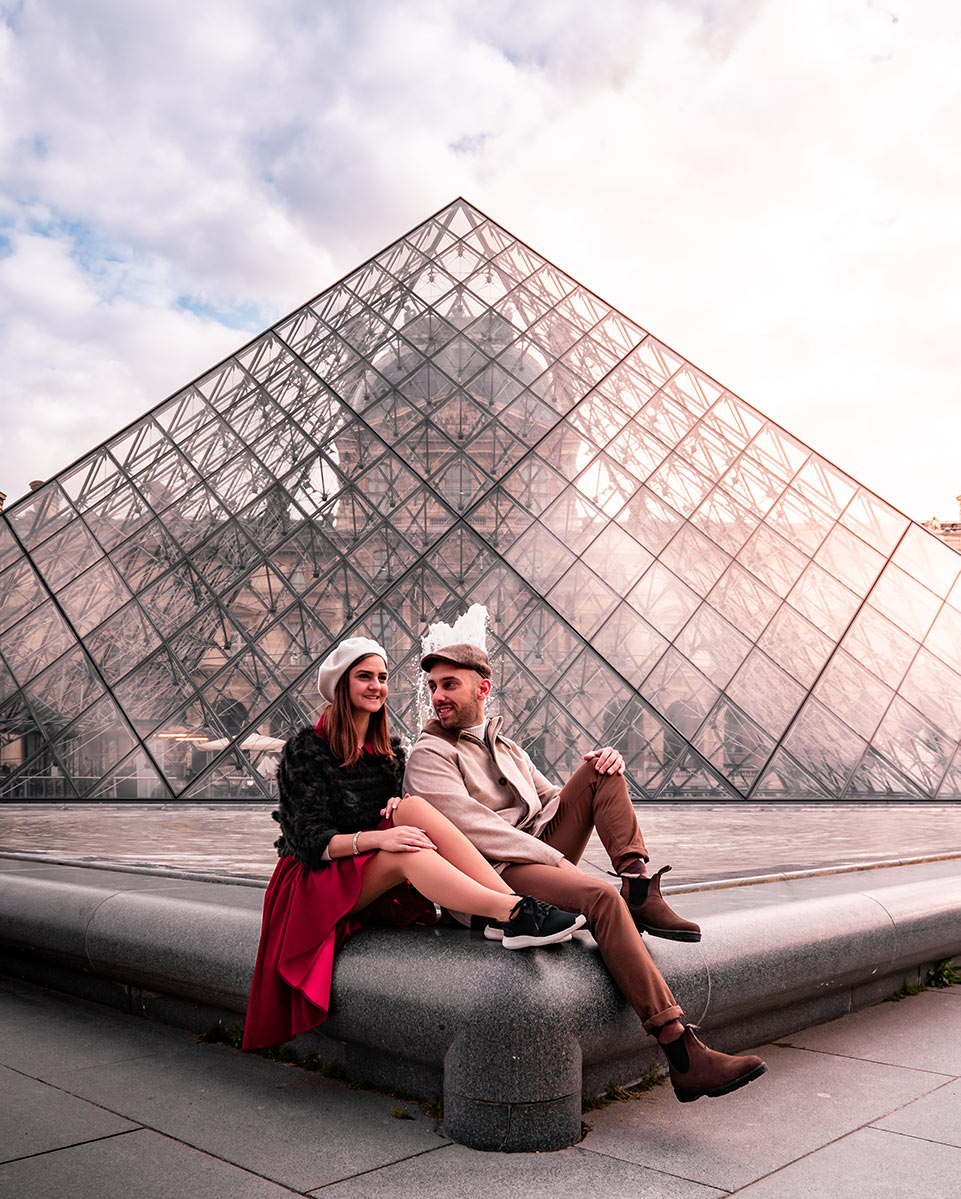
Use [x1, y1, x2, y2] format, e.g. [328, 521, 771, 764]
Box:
[0, 603, 76, 686]
[615, 487, 684, 554]
[468, 489, 536, 551]
[191, 522, 263, 598]
[924, 603, 961, 677]
[637, 392, 698, 446]
[752, 748, 831, 800]
[782, 698, 866, 794]
[514, 696, 589, 781]
[51, 695, 137, 798]
[159, 484, 230, 551]
[873, 697, 955, 795]
[593, 603, 669, 684]
[605, 418, 671, 484]
[0, 557, 48, 635]
[898, 648, 961, 739]
[113, 649, 197, 735]
[540, 490, 608, 554]
[61, 449, 124, 512]
[844, 748, 925, 800]
[506, 606, 582, 686]
[868, 563, 941, 643]
[83, 480, 154, 553]
[788, 562, 861, 640]
[719, 455, 784, 518]
[388, 489, 456, 552]
[814, 523, 886, 596]
[663, 365, 723, 417]
[547, 562, 620, 638]
[792, 456, 857, 519]
[498, 390, 559, 443]
[139, 565, 213, 638]
[581, 523, 654, 593]
[726, 648, 806, 739]
[627, 337, 684, 388]
[707, 563, 780, 640]
[57, 559, 131, 638]
[551, 649, 634, 731]
[84, 601, 162, 684]
[642, 648, 719, 738]
[660, 523, 730, 597]
[737, 524, 807, 598]
[22, 647, 106, 739]
[110, 519, 183, 595]
[674, 603, 752, 689]
[694, 699, 776, 792]
[764, 487, 832, 557]
[253, 605, 329, 684]
[653, 749, 732, 801]
[813, 650, 894, 741]
[702, 394, 764, 449]
[537, 423, 599, 478]
[745, 425, 808, 482]
[301, 561, 375, 638]
[646, 454, 712, 518]
[351, 525, 420, 588]
[758, 604, 833, 688]
[891, 523, 961, 598]
[840, 488, 909, 557]
[602, 362, 658, 415]
[840, 604, 918, 690]
[676, 422, 740, 479]
[629, 561, 700, 639]
[504, 524, 577, 591]
[472, 566, 542, 640]
[575, 453, 640, 517]
[691, 486, 759, 555]
[500, 456, 568, 516]
[222, 564, 298, 636]
[432, 455, 490, 512]
[6, 482, 75, 549]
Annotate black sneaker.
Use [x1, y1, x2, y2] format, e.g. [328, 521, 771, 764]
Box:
[491, 896, 586, 949]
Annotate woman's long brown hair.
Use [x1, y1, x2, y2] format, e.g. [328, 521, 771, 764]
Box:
[324, 655, 394, 767]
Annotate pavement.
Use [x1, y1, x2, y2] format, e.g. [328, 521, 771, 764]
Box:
[2, 966, 960, 1197]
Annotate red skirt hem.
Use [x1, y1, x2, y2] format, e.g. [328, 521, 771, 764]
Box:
[242, 849, 434, 1050]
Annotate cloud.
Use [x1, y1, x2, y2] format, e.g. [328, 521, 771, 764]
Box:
[1, 0, 960, 523]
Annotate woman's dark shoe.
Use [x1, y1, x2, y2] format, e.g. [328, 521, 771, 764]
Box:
[621, 865, 701, 942]
[661, 1024, 767, 1102]
[489, 896, 587, 949]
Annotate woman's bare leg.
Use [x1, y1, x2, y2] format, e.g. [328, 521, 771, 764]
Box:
[393, 794, 514, 895]
[348, 847, 519, 922]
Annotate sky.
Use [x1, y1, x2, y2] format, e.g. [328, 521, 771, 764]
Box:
[1, 0, 959, 525]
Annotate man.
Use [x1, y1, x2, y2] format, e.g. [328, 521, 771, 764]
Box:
[404, 643, 767, 1103]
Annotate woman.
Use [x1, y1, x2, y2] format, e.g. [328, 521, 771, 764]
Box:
[243, 636, 584, 1050]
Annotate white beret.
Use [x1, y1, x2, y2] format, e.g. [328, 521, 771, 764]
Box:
[316, 637, 388, 704]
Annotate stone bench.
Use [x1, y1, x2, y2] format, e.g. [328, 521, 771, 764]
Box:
[2, 854, 961, 1151]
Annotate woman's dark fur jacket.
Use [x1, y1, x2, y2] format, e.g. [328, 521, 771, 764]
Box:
[272, 727, 406, 869]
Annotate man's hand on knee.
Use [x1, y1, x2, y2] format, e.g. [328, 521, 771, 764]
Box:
[584, 746, 625, 775]
[555, 857, 584, 874]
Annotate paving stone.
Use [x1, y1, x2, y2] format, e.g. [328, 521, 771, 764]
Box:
[313, 1143, 726, 1198]
[0, 1127, 299, 1199]
[0, 983, 198, 1079]
[47, 1036, 448, 1191]
[580, 1040, 946, 1192]
[780, 986, 961, 1074]
[0, 1065, 137, 1162]
[732, 1125, 961, 1198]
[873, 1076, 961, 1148]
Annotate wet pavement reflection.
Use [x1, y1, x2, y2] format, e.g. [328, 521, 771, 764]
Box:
[2, 802, 960, 886]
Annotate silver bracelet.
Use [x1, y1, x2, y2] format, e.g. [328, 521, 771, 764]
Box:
[352, 831, 361, 855]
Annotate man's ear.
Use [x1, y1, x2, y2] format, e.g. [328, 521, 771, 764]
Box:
[478, 678, 492, 699]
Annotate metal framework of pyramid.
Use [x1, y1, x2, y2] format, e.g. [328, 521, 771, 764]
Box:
[2, 198, 961, 803]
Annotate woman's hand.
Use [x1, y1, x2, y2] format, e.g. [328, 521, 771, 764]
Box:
[373, 824, 437, 854]
[380, 794, 405, 821]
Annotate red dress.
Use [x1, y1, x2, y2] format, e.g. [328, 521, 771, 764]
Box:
[242, 732, 435, 1050]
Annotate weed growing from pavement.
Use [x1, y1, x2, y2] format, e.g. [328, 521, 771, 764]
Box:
[885, 978, 927, 1002]
[581, 1064, 663, 1112]
[927, 958, 961, 988]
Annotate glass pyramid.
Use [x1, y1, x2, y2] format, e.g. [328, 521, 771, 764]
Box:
[2, 198, 960, 803]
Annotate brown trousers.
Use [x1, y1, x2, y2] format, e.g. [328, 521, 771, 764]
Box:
[501, 761, 682, 1033]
